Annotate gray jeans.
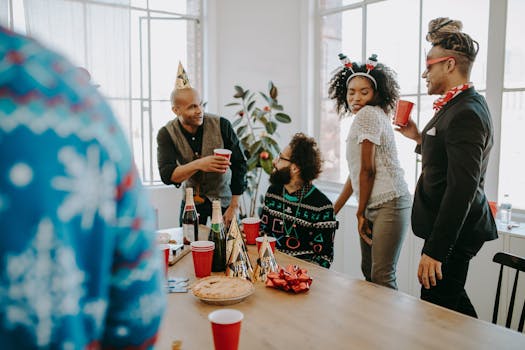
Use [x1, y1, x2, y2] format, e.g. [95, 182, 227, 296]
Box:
[360, 194, 412, 290]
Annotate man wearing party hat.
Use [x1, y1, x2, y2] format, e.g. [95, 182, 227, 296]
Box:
[157, 62, 247, 227]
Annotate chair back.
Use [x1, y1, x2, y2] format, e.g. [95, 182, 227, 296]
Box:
[492, 252, 525, 332]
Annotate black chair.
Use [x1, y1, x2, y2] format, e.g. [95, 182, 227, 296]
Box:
[492, 252, 525, 332]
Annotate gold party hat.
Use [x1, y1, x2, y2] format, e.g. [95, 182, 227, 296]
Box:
[175, 61, 191, 89]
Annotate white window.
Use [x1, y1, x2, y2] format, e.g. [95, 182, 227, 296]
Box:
[4, 0, 202, 184]
[500, 0, 525, 210]
[317, 0, 490, 196]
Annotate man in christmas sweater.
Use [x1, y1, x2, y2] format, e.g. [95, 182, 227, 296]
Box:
[261, 133, 338, 268]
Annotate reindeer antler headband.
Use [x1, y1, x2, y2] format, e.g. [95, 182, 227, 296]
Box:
[339, 53, 379, 89]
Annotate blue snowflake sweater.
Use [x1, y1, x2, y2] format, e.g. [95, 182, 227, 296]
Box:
[0, 26, 165, 349]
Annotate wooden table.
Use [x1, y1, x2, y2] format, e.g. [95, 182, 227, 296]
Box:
[157, 246, 525, 349]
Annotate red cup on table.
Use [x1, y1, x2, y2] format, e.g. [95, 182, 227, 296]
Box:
[208, 309, 243, 350]
[242, 217, 260, 245]
[393, 100, 414, 127]
[256, 236, 276, 253]
[190, 241, 215, 278]
[489, 201, 498, 218]
[214, 148, 232, 161]
[159, 244, 170, 277]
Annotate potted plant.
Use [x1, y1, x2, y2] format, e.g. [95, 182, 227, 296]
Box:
[226, 81, 291, 218]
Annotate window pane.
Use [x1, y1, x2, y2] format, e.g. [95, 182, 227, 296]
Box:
[504, 0, 525, 88]
[150, 17, 189, 101]
[421, 0, 489, 90]
[367, 0, 420, 95]
[499, 92, 525, 209]
[148, 0, 187, 14]
[319, 0, 361, 9]
[319, 9, 361, 183]
[151, 101, 174, 182]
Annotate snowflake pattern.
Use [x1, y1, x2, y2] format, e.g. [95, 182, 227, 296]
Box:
[0, 27, 164, 348]
[52, 145, 117, 230]
[1, 219, 85, 346]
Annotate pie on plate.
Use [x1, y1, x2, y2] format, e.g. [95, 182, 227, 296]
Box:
[191, 276, 255, 305]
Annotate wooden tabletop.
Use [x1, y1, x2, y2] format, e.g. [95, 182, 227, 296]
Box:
[157, 246, 525, 349]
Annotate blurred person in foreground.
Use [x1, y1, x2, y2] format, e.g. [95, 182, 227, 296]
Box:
[157, 63, 247, 227]
[0, 26, 165, 347]
[260, 133, 338, 268]
[397, 17, 497, 317]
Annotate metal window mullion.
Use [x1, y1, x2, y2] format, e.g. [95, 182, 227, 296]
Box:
[146, 10, 154, 183]
[139, 15, 146, 181]
[62, 0, 198, 19]
[319, 0, 385, 17]
[128, 5, 133, 158]
[362, 3, 367, 62]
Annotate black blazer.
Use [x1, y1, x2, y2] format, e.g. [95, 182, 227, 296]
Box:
[412, 88, 498, 262]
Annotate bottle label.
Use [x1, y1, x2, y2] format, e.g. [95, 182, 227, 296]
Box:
[183, 223, 196, 242]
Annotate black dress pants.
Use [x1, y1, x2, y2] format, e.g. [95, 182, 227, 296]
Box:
[420, 246, 481, 318]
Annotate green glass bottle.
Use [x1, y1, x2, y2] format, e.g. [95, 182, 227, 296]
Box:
[208, 200, 226, 272]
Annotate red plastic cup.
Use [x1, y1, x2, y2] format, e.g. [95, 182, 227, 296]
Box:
[159, 244, 170, 277]
[256, 236, 276, 253]
[191, 241, 215, 278]
[214, 148, 232, 160]
[393, 100, 414, 127]
[242, 217, 260, 245]
[209, 309, 243, 350]
[489, 201, 498, 218]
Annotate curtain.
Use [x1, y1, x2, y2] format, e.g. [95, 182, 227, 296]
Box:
[23, 0, 131, 137]
[0, 0, 8, 26]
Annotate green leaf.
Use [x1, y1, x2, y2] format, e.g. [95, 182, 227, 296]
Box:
[242, 89, 250, 99]
[258, 115, 269, 124]
[262, 135, 279, 146]
[247, 100, 256, 112]
[233, 85, 244, 98]
[260, 157, 274, 174]
[225, 102, 240, 107]
[269, 81, 278, 99]
[247, 155, 259, 170]
[260, 92, 272, 105]
[237, 125, 247, 137]
[271, 103, 284, 111]
[249, 140, 262, 155]
[265, 121, 277, 134]
[241, 133, 255, 145]
[247, 92, 256, 102]
[232, 117, 243, 127]
[275, 113, 291, 123]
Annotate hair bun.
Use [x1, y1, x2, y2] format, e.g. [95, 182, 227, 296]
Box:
[426, 17, 463, 44]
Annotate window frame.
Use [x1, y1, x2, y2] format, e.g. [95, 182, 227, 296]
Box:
[311, 0, 523, 215]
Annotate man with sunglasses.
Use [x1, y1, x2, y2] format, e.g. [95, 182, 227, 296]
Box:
[157, 63, 247, 227]
[397, 17, 497, 317]
[260, 133, 338, 268]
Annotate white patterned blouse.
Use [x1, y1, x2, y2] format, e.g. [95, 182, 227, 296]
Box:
[346, 105, 410, 208]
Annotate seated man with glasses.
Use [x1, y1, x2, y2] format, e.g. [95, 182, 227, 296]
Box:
[260, 133, 338, 268]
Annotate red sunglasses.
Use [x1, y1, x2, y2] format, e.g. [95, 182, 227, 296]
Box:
[425, 56, 455, 70]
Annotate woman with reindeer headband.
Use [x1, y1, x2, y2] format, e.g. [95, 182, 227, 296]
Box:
[329, 54, 411, 290]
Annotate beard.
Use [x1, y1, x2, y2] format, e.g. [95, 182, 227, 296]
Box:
[269, 166, 292, 186]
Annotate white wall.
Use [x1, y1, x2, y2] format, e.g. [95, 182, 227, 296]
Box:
[205, 0, 306, 140]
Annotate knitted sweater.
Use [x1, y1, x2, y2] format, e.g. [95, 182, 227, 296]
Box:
[261, 184, 337, 268]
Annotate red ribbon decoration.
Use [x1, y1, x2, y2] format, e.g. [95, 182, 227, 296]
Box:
[266, 264, 313, 293]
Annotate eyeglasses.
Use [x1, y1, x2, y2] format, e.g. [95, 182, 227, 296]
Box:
[425, 56, 455, 71]
[277, 153, 291, 162]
